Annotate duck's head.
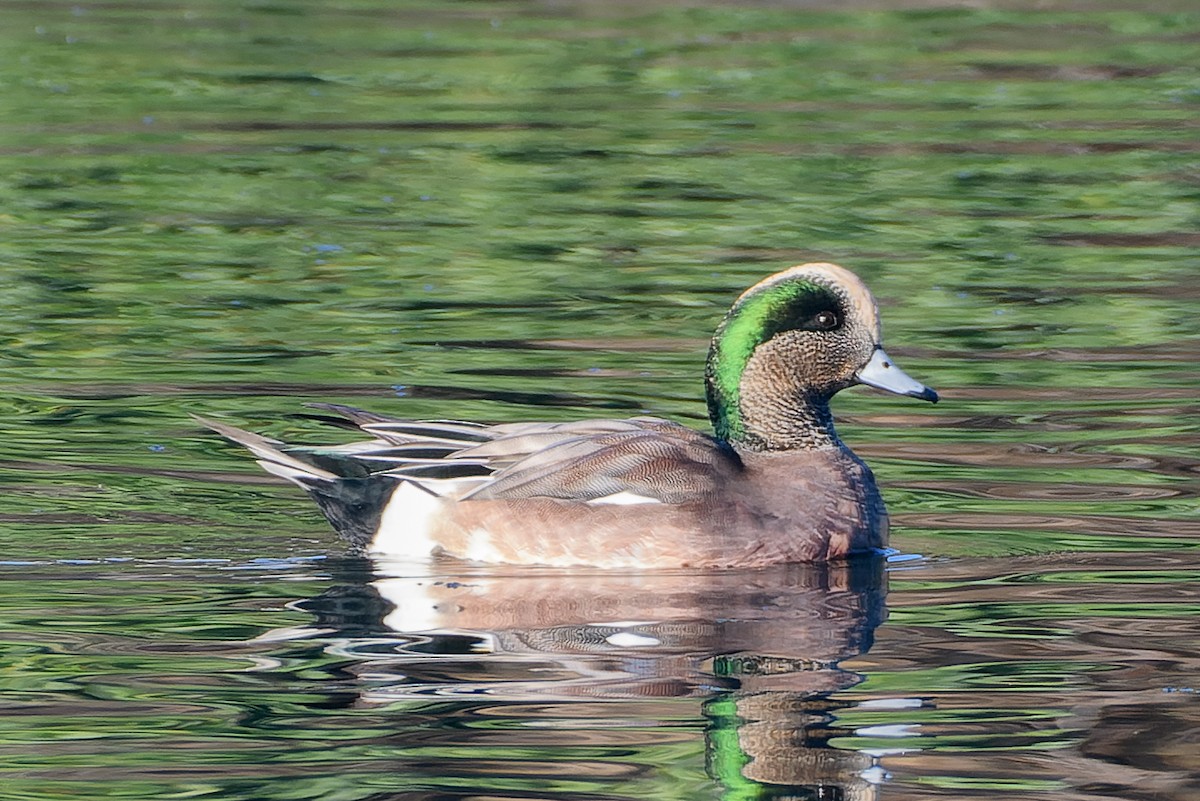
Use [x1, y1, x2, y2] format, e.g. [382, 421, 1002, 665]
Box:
[705, 263, 937, 451]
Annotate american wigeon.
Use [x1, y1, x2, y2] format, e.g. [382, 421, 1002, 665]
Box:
[199, 263, 937, 568]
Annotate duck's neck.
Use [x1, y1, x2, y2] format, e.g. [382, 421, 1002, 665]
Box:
[706, 355, 842, 452]
[726, 391, 843, 452]
[715, 393, 840, 453]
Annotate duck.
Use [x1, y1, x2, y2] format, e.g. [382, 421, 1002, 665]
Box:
[198, 262, 937, 568]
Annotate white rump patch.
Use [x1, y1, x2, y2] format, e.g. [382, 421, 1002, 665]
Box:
[587, 491, 661, 506]
[369, 481, 440, 560]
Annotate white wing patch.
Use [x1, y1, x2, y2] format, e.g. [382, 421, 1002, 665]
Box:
[586, 491, 661, 506]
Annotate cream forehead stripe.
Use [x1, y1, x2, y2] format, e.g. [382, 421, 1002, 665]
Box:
[734, 263, 882, 340]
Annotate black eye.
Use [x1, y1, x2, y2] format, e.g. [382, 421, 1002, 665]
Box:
[814, 310, 840, 330]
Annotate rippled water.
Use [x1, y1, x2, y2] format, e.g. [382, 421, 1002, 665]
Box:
[1, 1, 1198, 799]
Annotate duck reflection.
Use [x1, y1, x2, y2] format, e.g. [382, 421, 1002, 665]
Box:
[271, 556, 889, 800]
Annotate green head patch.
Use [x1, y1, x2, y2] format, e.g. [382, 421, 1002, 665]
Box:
[704, 277, 844, 442]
